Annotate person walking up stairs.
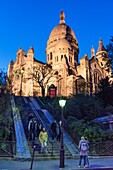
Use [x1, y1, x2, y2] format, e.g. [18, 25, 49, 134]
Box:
[39, 128, 48, 154]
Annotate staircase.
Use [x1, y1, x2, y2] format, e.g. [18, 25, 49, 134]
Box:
[28, 140, 72, 160]
[13, 96, 79, 160]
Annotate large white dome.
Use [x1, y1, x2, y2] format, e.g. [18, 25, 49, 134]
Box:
[46, 11, 78, 49]
[49, 23, 76, 40]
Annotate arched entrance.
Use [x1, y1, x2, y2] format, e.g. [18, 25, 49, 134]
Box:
[48, 84, 57, 97]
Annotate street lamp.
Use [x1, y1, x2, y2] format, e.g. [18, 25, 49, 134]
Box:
[59, 99, 66, 168]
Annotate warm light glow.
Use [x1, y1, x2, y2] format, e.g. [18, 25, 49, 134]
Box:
[21, 69, 24, 74]
[59, 99, 66, 108]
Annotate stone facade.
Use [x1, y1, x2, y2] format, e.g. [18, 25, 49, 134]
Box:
[7, 11, 112, 97]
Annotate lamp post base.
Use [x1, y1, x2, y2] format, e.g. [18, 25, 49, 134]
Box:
[60, 148, 65, 168]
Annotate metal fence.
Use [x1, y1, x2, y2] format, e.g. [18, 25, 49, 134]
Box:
[0, 141, 16, 157]
[89, 140, 113, 156]
[46, 102, 113, 156]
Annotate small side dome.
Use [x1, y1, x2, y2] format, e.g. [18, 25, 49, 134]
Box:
[28, 47, 34, 53]
[16, 48, 25, 55]
[17, 47, 22, 53]
[97, 39, 106, 52]
[91, 46, 95, 57]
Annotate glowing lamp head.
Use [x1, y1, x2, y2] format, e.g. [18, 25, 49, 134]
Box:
[59, 99, 66, 108]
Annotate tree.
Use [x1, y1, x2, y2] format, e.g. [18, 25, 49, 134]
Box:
[0, 69, 12, 141]
[28, 64, 56, 97]
[0, 69, 7, 85]
[106, 36, 113, 74]
[0, 93, 12, 140]
[0, 69, 7, 94]
[76, 81, 89, 95]
[68, 94, 104, 121]
[96, 76, 113, 107]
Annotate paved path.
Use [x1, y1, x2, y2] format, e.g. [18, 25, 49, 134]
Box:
[0, 157, 113, 170]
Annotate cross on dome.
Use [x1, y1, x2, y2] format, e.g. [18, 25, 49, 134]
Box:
[60, 10, 65, 24]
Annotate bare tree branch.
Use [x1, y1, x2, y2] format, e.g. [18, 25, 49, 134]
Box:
[28, 64, 57, 97]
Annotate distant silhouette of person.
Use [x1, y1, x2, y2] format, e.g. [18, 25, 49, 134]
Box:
[37, 120, 43, 137]
[51, 120, 57, 142]
[28, 117, 37, 141]
[28, 113, 34, 122]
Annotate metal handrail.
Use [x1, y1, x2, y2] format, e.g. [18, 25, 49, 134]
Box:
[44, 102, 80, 145]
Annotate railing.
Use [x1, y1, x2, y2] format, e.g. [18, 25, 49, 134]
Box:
[35, 97, 46, 109]
[46, 102, 80, 145]
[63, 120, 80, 145]
[34, 98, 113, 157]
[0, 141, 16, 157]
[41, 101, 113, 156]
[89, 140, 113, 156]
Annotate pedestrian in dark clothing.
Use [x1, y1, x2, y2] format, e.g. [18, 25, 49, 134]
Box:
[27, 113, 34, 139]
[28, 117, 37, 141]
[51, 120, 57, 142]
[37, 120, 43, 137]
[28, 113, 34, 122]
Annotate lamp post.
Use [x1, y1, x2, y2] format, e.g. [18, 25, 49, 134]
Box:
[59, 99, 66, 168]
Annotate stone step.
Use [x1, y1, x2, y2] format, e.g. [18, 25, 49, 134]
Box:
[28, 141, 72, 160]
[31, 155, 73, 161]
